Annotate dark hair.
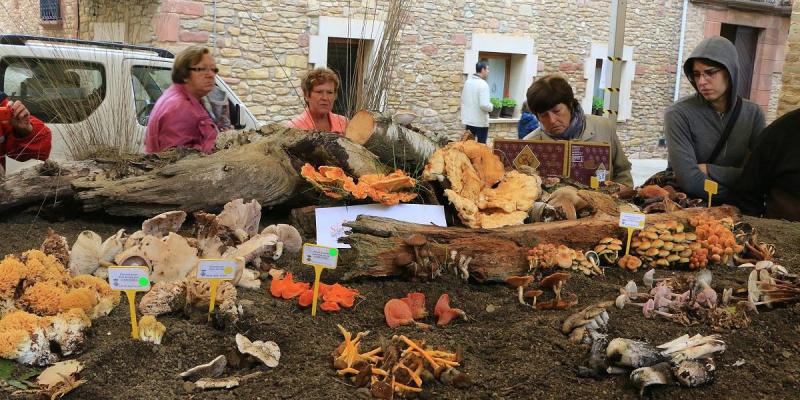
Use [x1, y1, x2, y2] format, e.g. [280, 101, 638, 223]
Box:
[300, 68, 341, 98]
[689, 58, 728, 82]
[526, 74, 579, 114]
[476, 61, 488, 74]
[172, 46, 211, 84]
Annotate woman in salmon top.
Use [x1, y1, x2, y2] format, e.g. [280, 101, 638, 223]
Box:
[287, 68, 348, 134]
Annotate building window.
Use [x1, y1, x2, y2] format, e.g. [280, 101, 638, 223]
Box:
[40, 0, 61, 22]
[464, 34, 538, 120]
[309, 16, 384, 117]
[581, 43, 636, 122]
[327, 38, 370, 117]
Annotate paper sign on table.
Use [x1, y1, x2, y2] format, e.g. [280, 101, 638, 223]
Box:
[590, 176, 599, 189]
[197, 259, 238, 280]
[196, 259, 237, 321]
[618, 212, 646, 256]
[302, 243, 339, 316]
[108, 266, 150, 340]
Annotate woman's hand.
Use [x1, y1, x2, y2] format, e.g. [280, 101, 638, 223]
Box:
[8, 100, 34, 137]
[698, 164, 709, 176]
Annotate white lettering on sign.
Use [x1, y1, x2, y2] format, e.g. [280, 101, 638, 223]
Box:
[302, 243, 339, 269]
[596, 169, 608, 182]
[619, 212, 646, 229]
[197, 259, 237, 280]
[108, 267, 151, 291]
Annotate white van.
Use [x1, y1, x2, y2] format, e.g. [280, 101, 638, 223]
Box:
[0, 35, 259, 174]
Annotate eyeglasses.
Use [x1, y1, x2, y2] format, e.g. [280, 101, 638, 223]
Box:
[189, 67, 219, 74]
[691, 67, 722, 82]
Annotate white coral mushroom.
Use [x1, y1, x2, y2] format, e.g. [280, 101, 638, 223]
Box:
[138, 315, 166, 345]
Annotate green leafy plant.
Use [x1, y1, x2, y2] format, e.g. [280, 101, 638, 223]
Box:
[592, 96, 604, 115]
[490, 98, 503, 109]
[502, 98, 517, 108]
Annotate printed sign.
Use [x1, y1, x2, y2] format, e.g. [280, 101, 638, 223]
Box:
[302, 243, 339, 269]
[618, 212, 646, 230]
[569, 142, 612, 185]
[108, 267, 151, 291]
[197, 259, 237, 280]
[596, 168, 608, 182]
[493, 139, 569, 177]
[315, 204, 446, 248]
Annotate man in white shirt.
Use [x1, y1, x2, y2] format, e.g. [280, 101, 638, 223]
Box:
[460, 62, 493, 143]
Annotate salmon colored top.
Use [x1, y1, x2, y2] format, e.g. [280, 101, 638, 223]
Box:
[287, 108, 348, 135]
[145, 83, 218, 154]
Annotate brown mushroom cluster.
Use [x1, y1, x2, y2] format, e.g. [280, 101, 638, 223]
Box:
[594, 237, 623, 264]
[628, 221, 701, 269]
[527, 243, 602, 277]
[506, 272, 577, 310]
[689, 215, 744, 267]
[616, 184, 703, 213]
[392, 234, 441, 281]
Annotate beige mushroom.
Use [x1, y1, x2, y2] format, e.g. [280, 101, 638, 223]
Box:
[506, 275, 534, 305]
[216, 199, 262, 242]
[139, 281, 188, 316]
[235, 334, 280, 367]
[139, 315, 166, 345]
[142, 211, 187, 237]
[180, 355, 227, 380]
[261, 224, 303, 255]
[68, 230, 103, 276]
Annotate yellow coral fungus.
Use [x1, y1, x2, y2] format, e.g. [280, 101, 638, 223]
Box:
[0, 310, 46, 334]
[0, 328, 31, 359]
[59, 288, 98, 315]
[20, 250, 70, 287]
[19, 282, 67, 316]
[0, 255, 24, 299]
[70, 275, 119, 304]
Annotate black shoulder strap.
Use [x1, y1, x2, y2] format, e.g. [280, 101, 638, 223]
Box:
[707, 96, 743, 164]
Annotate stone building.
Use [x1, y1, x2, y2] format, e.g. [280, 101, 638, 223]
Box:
[0, 0, 794, 158]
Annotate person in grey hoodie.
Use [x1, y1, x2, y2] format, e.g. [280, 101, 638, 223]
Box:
[664, 36, 765, 203]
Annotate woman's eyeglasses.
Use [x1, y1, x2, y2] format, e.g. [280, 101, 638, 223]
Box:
[189, 67, 219, 74]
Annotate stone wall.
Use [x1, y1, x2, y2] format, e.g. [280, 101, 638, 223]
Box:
[778, 0, 800, 114]
[0, 0, 77, 38]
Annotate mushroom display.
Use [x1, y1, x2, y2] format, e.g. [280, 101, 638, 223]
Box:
[301, 163, 419, 205]
[594, 237, 624, 264]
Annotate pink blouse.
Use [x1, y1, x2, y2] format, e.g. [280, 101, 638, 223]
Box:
[287, 108, 348, 135]
[145, 84, 218, 153]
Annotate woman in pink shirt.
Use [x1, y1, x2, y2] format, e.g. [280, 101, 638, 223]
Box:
[145, 46, 219, 153]
[287, 68, 348, 134]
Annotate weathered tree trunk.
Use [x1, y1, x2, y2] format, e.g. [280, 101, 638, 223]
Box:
[0, 160, 98, 213]
[346, 110, 439, 171]
[340, 205, 741, 283]
[1, 125, 387, 217]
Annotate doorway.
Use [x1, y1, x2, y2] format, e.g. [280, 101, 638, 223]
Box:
[721, 23, 760, 99]
[326, 38, 368, 117]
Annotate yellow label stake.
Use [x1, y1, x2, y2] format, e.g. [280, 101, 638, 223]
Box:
[107, 266, 150, 339]
[590, 176, 599, 189]
[301, 243, 339, 316]
[704, 179, 718, 208]
[618, 212, 646, 256]
[197, 259, 237, 321]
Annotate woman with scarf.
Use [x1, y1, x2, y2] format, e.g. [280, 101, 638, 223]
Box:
[522, 74, 632, 187]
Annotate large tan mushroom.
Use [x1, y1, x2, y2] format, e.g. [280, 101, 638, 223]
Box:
[68, 229, 126, 277]
[261, 224, 303, 256]
[216, 199, 261, 242]
[235, 334, 280, 368]
[537, 272, 576, 310]
[142, 211, 186, 237]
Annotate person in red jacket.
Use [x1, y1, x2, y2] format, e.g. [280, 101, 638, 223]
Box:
[0, 91, 52, 174]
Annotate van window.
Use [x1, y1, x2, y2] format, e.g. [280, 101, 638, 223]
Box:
[131, 66, 172, 126]
[0, 57, 105, 123]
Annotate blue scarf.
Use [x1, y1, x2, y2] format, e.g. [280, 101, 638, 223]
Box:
[542, 102, 586, 140]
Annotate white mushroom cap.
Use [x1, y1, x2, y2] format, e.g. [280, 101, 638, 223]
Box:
[142, 211, 187, 237]
[69, 230, 102, 276]
[99, 229, 126, 266]
[236, 334, 280, 368]
[261, 224, 303, 254]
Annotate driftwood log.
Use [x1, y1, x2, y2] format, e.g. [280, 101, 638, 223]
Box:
[0, 125, 388, 217]
[346, 110, 439, 171]
[340, 205, 741, 283]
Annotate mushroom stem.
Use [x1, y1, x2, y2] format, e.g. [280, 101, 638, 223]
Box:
[517, 287, 525, 305]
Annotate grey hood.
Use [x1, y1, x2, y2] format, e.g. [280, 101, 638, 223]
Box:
[683, 36, 740, 112]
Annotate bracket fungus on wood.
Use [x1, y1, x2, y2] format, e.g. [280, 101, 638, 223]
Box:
[142, 210, 187, 237]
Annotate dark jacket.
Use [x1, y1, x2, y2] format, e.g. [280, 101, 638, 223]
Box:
[664, 36, 765, 202]
[735, 107, 800, 221]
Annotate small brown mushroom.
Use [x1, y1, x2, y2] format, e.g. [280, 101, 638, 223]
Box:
[524, 289, 544, 307]
[506, 275, 534, 305]
[404, 234, 428, 247]
[540, 272, 571, 303]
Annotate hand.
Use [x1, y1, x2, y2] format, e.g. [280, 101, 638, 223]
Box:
[8, 100, 33, 137]
[698, 164, 708, 175]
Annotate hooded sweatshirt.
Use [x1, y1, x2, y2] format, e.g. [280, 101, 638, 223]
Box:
[664, 36, 765, 202]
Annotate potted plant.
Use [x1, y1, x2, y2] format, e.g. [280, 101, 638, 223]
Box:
[501, 97, 517, 118]
[490, 98, 502, 118]
[592, 96, 604, 116]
